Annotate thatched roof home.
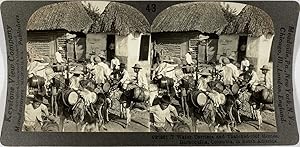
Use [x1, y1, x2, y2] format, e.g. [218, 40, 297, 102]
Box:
[27, 2, 93, 33]
[223, 5, 274, 37]
[218, 5, 275, 72]
[150, 2, 228, 64]
[27, 2, 93, 62]
[88, 2, 150, 36]
[85, 2, 151, 75]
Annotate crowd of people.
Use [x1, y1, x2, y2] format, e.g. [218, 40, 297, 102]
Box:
[24, 47, 150, 132]
[149, 48, 273, 132]
[23, 45, 273, 132]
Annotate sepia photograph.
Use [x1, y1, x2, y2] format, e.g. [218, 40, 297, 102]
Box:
[24, 1, 275, 133]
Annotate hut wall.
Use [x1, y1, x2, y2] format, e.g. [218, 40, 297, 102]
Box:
[218, 35, 239, 59]
[126, 33, 151, 77]
[115, 35, 128, 64]
[246, 35, 274, 72]
[86, 33, 107, 59]
[27, 31, 56, 61]
[151, 32, 199, 61]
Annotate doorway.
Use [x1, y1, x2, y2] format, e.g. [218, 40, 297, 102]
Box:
[237, 36, 247, 63]
[106, 35, 115, 62]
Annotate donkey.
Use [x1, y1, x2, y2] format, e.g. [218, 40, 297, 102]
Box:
[119, 85, 150, 128]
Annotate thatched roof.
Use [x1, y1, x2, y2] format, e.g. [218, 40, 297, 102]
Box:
[88, 2, 150, 35]
[223, 5, 274, 37]
[27, 2, 93, 33]
[151, 2, 228, 34]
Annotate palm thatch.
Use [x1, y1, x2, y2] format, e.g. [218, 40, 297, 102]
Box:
[223, 5, 274, 37]
[27, 2, 93, 33]
[88, 2, 150, 36]
[151, 2, 228, 34]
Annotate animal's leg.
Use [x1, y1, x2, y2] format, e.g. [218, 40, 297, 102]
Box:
[59, 115, 65, 132]
[229, 105, 235, 126]
[191, 114, 198, 132]
[105, 108, 109, 122]
[125, 108, 131, 128]
[237, 110, 241, 123]
[120, 102, 124, 118]
[81, 123, 87, 132]
[256, 109, 262, 130]
[181, 95, 186, 117]
[184, 97, 190, 118]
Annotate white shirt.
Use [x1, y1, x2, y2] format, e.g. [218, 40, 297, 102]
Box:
[99, 62, 112, 78]
[55, 52, 64, 63]
[185, 53, 194, 65]
[24, 103, 48, 127]
[150, 104, 178, 128]
[241, 59, 250, 71]
[119, 69, 130, 84]
[249, 70, 259, 86]
[111, 58, 120, 70]
[135, 71, 148, 90]
[227, 63, 239, 79]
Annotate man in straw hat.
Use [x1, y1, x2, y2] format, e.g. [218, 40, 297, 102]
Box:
[247, 65, 259, 91]
[92, 55, 111, 86]
[260, 65, 272, 90]
[185, 48, 195, 65]
[197, 69, 212, 93]
[23, 94, 52, 132]
[241, 57, 250, 72]
[117, 63, 130, 91]
[98, 54, 112, 81]
[227, 55, 239, 81]
[150, 95, 179, 132]
[55, 47, 65, 64]
[110, 54, 120, 71]
[132, 63, 148, 90]
[70, 66, 84, 91]
[220, 57, 235, 86]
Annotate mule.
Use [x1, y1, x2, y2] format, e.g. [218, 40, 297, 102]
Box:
[119, 85, 150, 128]
[249, 86, 273, 130]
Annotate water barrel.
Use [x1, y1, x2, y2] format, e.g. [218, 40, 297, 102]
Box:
[191, 91, 208, 107]
[62, 89, 79, 106]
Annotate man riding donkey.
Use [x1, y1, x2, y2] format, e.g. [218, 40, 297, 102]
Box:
[120, 64, 149, 128]
[189, 68, 228, 132]
[152, 57, 180, 107]
[219, 56, 244, 125]
[247, 64, 273, 130]
[91, 55, 112, 123]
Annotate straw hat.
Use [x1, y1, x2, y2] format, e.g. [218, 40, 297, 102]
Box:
[94, 56, 101, 63]
[222, 57, 230, 65]
[73, 66, 84, 75]
[260, 65, 270, 71]
[163, 57, 175, 63]
[132, 64, 142, 69]
[58, 47, 64, 51]
[33, 56, 45, 62]
[199, 69, 211, 76]
[160, 95, 171, 104]
[228, 55, 236, 61]
[99, 54, 106, 59]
